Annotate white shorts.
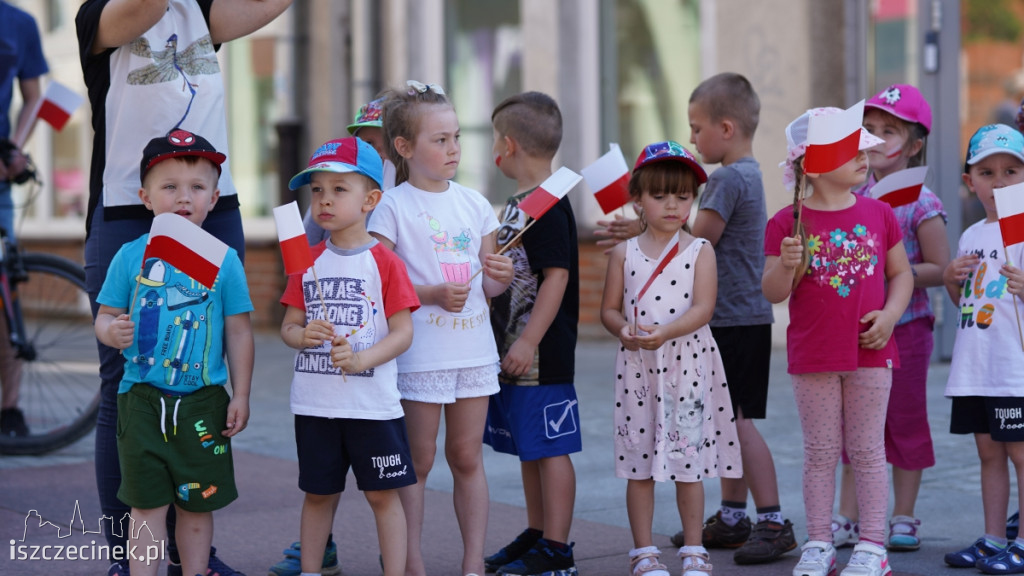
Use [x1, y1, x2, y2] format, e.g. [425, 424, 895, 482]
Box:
[397, 364, 500, 404]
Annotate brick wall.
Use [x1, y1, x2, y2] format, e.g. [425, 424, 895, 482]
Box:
[18, 237, 613, 335]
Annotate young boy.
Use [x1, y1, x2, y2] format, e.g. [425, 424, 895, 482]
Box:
[94, 130, 254, 576]
[280, 137, 419, 576]
[942, 124, 1024, 572]
[673, 72, 796, 565]
[483, 92, 580, 576]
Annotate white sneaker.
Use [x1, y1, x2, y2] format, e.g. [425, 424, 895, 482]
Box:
[831, 514, 860, 548]
[840, 542, 892, 576]
[793, 540, 837, 576]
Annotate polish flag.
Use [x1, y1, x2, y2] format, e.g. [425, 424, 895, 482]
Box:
[804, 100, 871, 174]
[583, 143, 631, 214]
[273, 201, 314, 275]
[517, 167, 583, 220]
[870, 166, 928, 208]
[144, 213, 228, 289]
[994, 182, 1024, 247]
[36, 81, 84, 131]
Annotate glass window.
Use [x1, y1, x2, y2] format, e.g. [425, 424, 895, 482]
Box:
[612, 0, 700, 162]
[868, 0, 919, 95]
[445, 0, 522, 203]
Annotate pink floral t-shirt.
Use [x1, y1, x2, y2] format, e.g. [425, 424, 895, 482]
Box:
[765, 195, 903, 374]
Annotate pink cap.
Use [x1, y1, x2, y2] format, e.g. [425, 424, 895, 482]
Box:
[864, 84, 932, 134]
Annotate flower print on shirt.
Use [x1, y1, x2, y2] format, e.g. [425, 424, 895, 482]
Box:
[805, 223, 881, 297]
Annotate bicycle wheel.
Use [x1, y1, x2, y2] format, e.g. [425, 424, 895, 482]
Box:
[0, 253, 98, 455]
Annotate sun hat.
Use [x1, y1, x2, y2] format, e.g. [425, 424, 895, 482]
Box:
[964, 124, 1024, 172]
[140, 129, 225, 183]
[780, 106, 885, 190]
[865, 84, 933, 134]
[288, 137, 384, 190]
[346, 97, 385, 135]
[633, 141, 707, 184]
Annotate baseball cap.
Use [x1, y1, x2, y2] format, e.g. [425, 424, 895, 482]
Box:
[865, 84, 932, 134]
[140, 129, 226, 183]
[633, 141, 708, 184]
[346, 97, 385, 135]
[965, 124, 1024, 171]
[289, 137, 384, 190]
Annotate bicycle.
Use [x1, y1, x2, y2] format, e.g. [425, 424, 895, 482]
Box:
[0, 226, 97, 456]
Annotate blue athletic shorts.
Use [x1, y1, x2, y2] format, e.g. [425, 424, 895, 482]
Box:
[294, 415, 416, 494]
[483, 383, 582, 461]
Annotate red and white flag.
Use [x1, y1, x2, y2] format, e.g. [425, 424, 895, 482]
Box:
[517, 167, 582, 220]
[37, 81, 84, 132]
[805, 100, 878, 174]
[273, 201, 314, 275]
[144, 213, 228, 289]
[994, 182, 1024, 247]
[583, 143, 630, 214]
[871, 166, 928, 208]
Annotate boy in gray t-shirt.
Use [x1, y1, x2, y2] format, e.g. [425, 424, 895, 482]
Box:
[676, 72, 794, 566]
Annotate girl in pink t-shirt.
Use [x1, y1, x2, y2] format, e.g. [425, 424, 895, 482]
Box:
[762, 107, 913, 576]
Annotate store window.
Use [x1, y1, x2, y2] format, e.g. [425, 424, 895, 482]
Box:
[445, 0, 522, 203]
[611, 0, 700, 163]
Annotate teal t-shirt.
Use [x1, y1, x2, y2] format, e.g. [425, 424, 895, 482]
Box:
[97, 233, 253, 394]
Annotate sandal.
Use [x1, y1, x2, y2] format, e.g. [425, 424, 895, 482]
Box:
[677, 547, 712, 576]
[629, 546, 669, 576]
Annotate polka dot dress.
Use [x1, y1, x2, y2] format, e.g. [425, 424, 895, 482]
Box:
[613, 237, 742, 483]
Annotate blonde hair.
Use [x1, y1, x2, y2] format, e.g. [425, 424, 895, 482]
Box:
[790, 157, 811, 284]
[382, 83, 453, 186]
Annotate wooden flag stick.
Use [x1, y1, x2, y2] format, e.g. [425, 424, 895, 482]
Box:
[127, 261, 146, 318]
[464, 217, 539, 285]
[311, 265, 346, 382]
[1007, 243, 1024, 352]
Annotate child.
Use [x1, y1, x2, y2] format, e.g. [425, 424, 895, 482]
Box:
[833, 84, 949, 551]
[600, 141, 742, 576]
[669, 71, 796, 566]
[367, 80, 514, 576]
[482, 92, 580, 576]
[763, 108, 912, 576]
[93, 131, 254, 576]
[302, 96, 396, 248]
[280, 136, 420, 576]
[941, 123, 1024, 573]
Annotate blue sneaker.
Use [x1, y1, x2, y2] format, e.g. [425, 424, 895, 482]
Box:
[496, 539, 577, 576]
[945, 538, 1005, 568]
[978, 541, 1024, 574]
[1010, 512, 1020, 541]
[167, 547, 246, 576]
[267, 540, 341, 576]
[485, 529, 543, 572]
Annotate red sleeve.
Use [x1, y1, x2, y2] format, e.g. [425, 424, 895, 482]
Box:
[371, 243, 421, 317]
[764, 207, 793, 257]
[279, 242, 328, 309]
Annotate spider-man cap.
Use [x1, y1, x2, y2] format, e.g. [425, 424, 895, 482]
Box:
[140, 129, 226, 183]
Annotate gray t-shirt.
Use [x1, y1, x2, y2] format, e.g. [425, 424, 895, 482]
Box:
[698, 156, 774, 327]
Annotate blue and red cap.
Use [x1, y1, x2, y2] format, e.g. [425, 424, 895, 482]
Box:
[289, 137, 384, 190]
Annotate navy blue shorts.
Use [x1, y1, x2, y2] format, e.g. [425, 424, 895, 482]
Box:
[294, 415, 416, 494]
[483, 383, 582, 461]
[950, 396, 1024, 442]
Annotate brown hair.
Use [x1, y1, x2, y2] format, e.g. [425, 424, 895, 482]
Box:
[790, 157, 811, 284]
[382, 82, 453, 186]
[491, 92, 562, 158]
[627, 162, 700, 232]
[689, 72, 760, 138]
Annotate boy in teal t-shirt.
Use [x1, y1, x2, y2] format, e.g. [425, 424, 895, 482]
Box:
[94, 130, 254, 576]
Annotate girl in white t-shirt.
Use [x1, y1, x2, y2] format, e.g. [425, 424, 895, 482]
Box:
[368, 80, 513, 576]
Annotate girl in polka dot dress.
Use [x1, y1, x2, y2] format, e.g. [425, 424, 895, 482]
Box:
[601, 141, 742, 576]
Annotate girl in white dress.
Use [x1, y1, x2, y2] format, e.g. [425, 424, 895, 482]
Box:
[601, 141, 742, 576]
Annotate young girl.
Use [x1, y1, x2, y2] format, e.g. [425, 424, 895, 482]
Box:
[763, 108, 913, 576]
[367, 80, 513, 576]
[832, 85, 949, 551]
[600, 141, 742, 576]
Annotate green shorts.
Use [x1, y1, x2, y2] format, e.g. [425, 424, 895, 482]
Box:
[117, 384, 237, 512]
